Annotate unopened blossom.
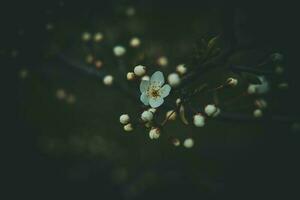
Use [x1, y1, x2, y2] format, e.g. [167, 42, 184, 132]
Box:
[183, 138, 194, 148]
[253, 109, 263, 118]
[141, 75, 150, 81]
[95, 60, 103, 69]
[248, 76, 269, 94]
[157, 56, 168, 67]
[166, 110, 176, 120]
[140, 71, 171, 108]
[82, 32, 91, 41]
[113, 46, 126, 57]
[120, 114, 130, 124]
[134, 65, 146, 76]
[149, 128, 160, 139]
[212, 108, 221, 117]
[176, 98, 181, 106]
[193, 114, 205, 127]
[124, 123, 133, 132]
[172, 138, 180, 146]
[176, 64, 187, 75]
[126, 72, 135, 80]
[226, 77, 238, 87]
[141, 110, 153, 122]
[148, 108, 156, 113]
[167, 73, 181, 87]
[94, 32, 103, 42]
[130, 37, 141, 47]
[204, 104, 217, 116]
[255, 99, 267, 109]
[103, 75, 114, 86]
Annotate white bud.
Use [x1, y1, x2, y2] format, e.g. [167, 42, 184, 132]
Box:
[255, 99, 267, 109]
[141, 110, 153, 122]
[253, 109, 263, 118]
[124, 123, 133, 132]
[94, 32, 103, 42]
[226, 77, 238, 87]
[212, 108, 221, 117]
[176, 64, 187, 75]
[247, 84, 257, 94]
[183, 138, 194, 148]
[82, 32, 91, 41]
[113, 46, 126, 57]
[145, 122, 152, 128]
[126, 72, 135, 80]
[95, 60, 103, 69]
[176, 98, 181, 105]
[204, 104, 217, 116]
[168, 73, 181, 87]
[193, 114, 205, 127]
[85, 54, 94, 64]
[157, 56, 168, 67]
[134, 65, 146, 76]
[172, 138, 180, 146]
[149, 128, 160, 139]
[129, 37, 141, 47]
[120, 114, 130, 124]
[166, 110, 176, 121]
[141, 75, 150, 81]
[103, 75, 114, 86]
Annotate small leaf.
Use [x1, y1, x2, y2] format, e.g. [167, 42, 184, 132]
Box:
[179, 105, 189, 125]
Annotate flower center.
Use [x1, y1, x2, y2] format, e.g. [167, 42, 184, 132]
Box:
[148, 86, 160, 98]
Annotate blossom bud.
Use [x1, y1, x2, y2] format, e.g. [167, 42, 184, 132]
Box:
[94, 32, 103, 42]
[193, 114, 205, 127]
[253, 109, 263, 118]
[167, 73, 181, 87]
[82, 32, 91, 41]
[247, 84, 257, 94]
[126, 72, 135, 80]
[226, 77, 238, 87]
[172, 138, 180, 146]
[113, 46, 126, 57]
[124, 123, 133, 132]
[176, 98, 181, 106]
[129, 37, 141, 47]
[148, 108, 156, 113]
[134, 65, 146, 76]
[176, 64, 187, 75]
[95, 60, 103, 69]
[120, 114, 130, 124]
[204, 104, 217, 116]
[157, 56, 168, 67]
[103, 75, 114, 86]
[149, 128, 160, 139]
[212, 108, 221, 117]
[255, 99, 267, 109]
[183, 138, 194, 148]
[141, 110, 153, 122]
[166, 110, 176, 121]
[141, 75, 150, 81]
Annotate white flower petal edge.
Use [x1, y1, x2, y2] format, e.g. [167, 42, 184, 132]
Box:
[150, 71, 164, 87]
[140, 93, 149, 105]
[159, 84, 171, 98]
[149, 97, 164, 108]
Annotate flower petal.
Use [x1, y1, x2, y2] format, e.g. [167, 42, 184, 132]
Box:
[159, 84, 171, 98]
[149, 97, 164, 108]
[140, 93, 149, 105]
[150, 71, 164, 87]
[140, 80, 150, 93]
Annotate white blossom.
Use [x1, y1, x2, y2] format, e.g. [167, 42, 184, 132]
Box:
[124, 123, 133, 132]
[176, 64, 187, 75]
[140, 71, 171, 108]
[113, 46, 126, 57]
[149, 128, 160, 139]
[130, 37, 141, 47]
[204, 104, 217, 116]
[193, 114, 205, 127]
[167, 73, 181, 87]
[183, 138, 194, 148]
[120, 114, 130, 124]
[134, 65, 146, 76]
[141, 110, 153, 122]
[103, 75, 114, 86]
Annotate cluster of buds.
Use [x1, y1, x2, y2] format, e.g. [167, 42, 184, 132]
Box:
[119, 114, 133, 132]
